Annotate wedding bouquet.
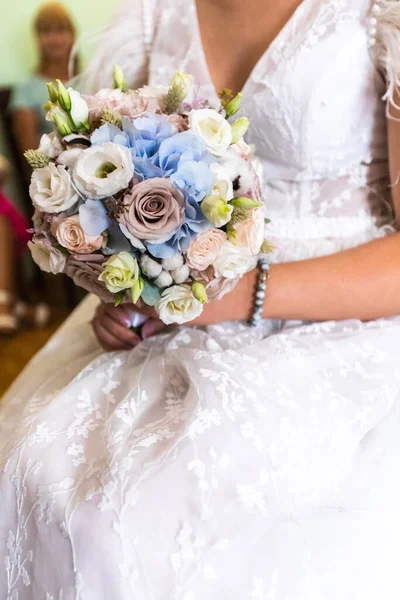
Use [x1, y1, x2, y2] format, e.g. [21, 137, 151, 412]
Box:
[26, 67, 271, 324]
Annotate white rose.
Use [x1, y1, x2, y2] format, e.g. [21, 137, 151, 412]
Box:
[154, 270, 174, 289]
[171, 264, 190, 284]
[28, 239, 67, 274]
[189, 109, 232, 156]
[29, 163, 79, 214]
[38, 132, 64, 159]
[57, 148, 83, 169]
[69, 89, 89, 129]
[140, 255, 162, 279]
[213, 241, 257, 279]
[156, 284, 204, 325]
[210, 163, 234, 200]
[162, 254, 184, 271]
[73, 142, 134, 199]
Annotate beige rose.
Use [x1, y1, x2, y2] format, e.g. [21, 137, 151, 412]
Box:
[227, 207, 265, 255]
[186, 228, 226, 271]
[119, 178, 185, 243]
[65, 254, 114, 303]
[52, 215, 105, 254]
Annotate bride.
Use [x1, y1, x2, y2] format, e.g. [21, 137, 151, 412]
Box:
[2, 0, 400, 597]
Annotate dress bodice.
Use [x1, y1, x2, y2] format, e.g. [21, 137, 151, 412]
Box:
[84, 0, 397, 260]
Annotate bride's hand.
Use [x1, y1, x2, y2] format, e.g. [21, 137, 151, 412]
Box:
[92, 303, 166, 351]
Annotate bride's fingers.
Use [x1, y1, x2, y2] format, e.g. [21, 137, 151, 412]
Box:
[99, 313, 141, 347]
[103, 304, 133, 328]
[92, 317, 140, 351]
[141, 318, 166, 339]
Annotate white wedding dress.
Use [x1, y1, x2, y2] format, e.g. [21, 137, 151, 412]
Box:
[2, 0, 400, 598]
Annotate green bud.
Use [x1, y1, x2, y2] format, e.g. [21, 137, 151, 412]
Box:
[113, 65, 127, 92]
[53, 112, 72, 136]
[230, 117, 250, 144]
[260, 239, 276, 254]
[225, 92, 242, 118]
[131, 276, 144, 304]
[229, 197, 263, 209]
[56, 79, 72, 112]
[47, 81, 59, 103]
[191, 281, 207, 305]
[201, 195, 233, 227]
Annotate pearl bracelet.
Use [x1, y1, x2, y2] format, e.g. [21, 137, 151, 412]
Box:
[248, 258, 270, 327]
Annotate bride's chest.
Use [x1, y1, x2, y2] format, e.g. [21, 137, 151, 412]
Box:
[149, 0, 386, 176]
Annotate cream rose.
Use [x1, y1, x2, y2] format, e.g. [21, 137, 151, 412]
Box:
[28, 239, 67, 274]
[73, 142, 134, 199]
[52, 215, 105, 254]
[29, 163, 79, 214]
[189, 109, 232, 156]
[212, 241, 257, 279]
[227, 207, 265, 255]
[98, 251, 143, 303]
[155, 284, 204, 325]
[119, 178, 185, 243]
[186, 228, 227, 271]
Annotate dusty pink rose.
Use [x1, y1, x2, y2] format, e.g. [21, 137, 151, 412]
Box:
[136, 85, 169, 113]
[191, 266, 240, 302]
[119, 178, 185, 243]
[84, 89, 148, 125]
[65, 254, 114, 303]
[52, 215, 105, 254]
[233, 138, 251, 158]
[166, 114, 189, 132]
[186, 228, 226, 271]
[228, 207, 265, 255]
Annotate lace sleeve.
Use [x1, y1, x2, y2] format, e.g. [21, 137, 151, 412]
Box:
[74, 0, 156, 93]
[369, 0, 400, 108]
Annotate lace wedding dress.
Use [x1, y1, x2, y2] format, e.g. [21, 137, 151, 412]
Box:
[2, 1, 400, 598]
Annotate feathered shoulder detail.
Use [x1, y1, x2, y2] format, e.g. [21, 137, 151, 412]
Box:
[73, 0, 157, 94]
[369, 0, 400, 107]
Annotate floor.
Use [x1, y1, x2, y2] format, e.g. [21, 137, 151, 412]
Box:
[0, 310, 69, 397]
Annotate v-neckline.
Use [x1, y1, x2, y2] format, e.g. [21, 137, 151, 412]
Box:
[191, 0, 308, 101]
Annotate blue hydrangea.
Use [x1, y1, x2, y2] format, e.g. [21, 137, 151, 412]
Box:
[147, 195, 211, 258]
[170, 160, 214, 203]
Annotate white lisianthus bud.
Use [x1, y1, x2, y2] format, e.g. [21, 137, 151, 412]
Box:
[230, 196, 263, 209]
[113, 65, 127, 92]
[170, 71, 193, 97]
[230, 117, 250, 145]
[68, 89, 89, 131]
[154, 270, 174, 289]
[46, 105, 72, 136]
[57, 79, 71, 112]
[171, 264, 190, 284]
[47, 81, 59, 103]
[225, 92, 242, 118]
[161, 254, 184, 271]
[191, 281, 207, 304]
[140, 254, 163, 279]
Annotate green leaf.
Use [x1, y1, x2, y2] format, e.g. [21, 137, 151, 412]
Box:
[141, 278, 162, 307]
[264, 218, 271, 224]
[114, 290, 126, 307]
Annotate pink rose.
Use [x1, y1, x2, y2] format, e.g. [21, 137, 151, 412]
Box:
[119, 178, 185, 243]
[65, 254, 114, 303]
[186, 228, 226, 271]
[52, 215, 105, 254]
[191, 266, 240, 302]
[166, 114, 189, 132]
[233, 138, 251, 158]
[84, 89, 149, 125]
[228, 207, 265, 255]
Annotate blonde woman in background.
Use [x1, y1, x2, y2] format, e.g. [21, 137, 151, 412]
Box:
[10, 1, 79, 159]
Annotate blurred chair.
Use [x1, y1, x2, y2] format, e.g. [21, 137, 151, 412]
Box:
[0, 87, 80, 309]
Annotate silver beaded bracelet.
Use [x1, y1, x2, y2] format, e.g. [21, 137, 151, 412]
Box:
[249, 258, 270, 327]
